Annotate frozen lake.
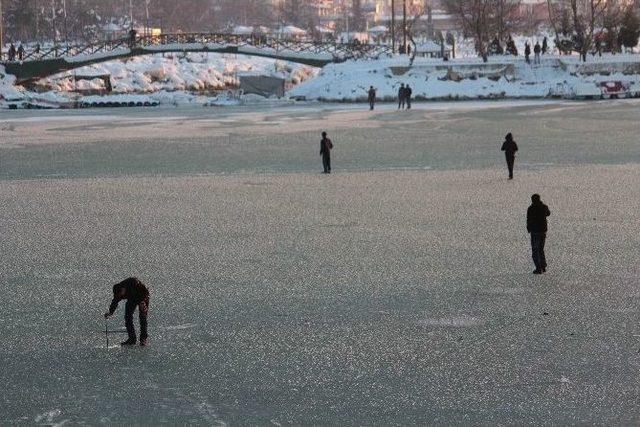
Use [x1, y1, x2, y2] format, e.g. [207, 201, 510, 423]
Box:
[1, 100, 640, 425]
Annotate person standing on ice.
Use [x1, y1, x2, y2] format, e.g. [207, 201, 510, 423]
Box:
[104, 277, 150, 346]
[501, 132, 518, 179]
[319, 131, 333, 174]
[398, 83, 406, 109]
[405, 85, 413, 109]
[524, 42, 531, 64]
[534, 42, 541, 64]
[527, 194, 551, 275]
[368, 86, 377, 110]
[542, 37, 548, 55]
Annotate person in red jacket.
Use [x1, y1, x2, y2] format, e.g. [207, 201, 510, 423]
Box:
[104, 277, 150, 346]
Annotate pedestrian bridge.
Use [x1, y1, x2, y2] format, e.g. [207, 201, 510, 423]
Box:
[1, 33, 392, 84]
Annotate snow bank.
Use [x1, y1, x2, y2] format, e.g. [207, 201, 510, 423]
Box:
[289, 54, 640, 102]
[0, 65, 26, 107]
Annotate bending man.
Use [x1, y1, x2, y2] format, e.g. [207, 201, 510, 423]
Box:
[104, 277, 150, 346]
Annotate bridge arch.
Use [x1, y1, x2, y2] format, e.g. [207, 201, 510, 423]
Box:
[1, 33, 391, 84]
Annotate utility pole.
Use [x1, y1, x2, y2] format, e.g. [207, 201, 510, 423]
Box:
[129, 0, 133, 28]
[402, 0, 407, 54]
[35, 0, 40, 42]
[0, 0, 4, 60]
[391, 0, 395, 53]
[62, 0, 68, 45]
[145, 0, 150, 37]
[51, 0, 57, 54]
[345, 4, 349, 42]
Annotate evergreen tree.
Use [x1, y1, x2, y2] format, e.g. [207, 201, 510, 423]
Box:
[619, 6, 640, 50]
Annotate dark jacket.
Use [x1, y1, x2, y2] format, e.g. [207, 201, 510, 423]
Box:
[108, 277, 149, 314]
[534, 43, 541, 54]
[405, 87, 412, 98]
[398, 87, 405, 99]
[368, 89, 376, 101]
[501, 139, 518, 157]
[527, 202, 550, 233]
[320, 137, 333, 155]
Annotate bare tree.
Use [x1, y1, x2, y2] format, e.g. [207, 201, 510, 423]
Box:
[442, 0, 494, 62]
[494, 0, 522, 40]
[548, 0, 607, 61]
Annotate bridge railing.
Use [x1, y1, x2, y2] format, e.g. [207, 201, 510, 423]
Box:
[5, 33, 393, 64]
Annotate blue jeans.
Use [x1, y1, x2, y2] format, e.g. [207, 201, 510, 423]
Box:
[530, 233, 547, 271]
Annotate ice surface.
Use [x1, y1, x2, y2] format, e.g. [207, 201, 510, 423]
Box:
[1, 100, 640, 424]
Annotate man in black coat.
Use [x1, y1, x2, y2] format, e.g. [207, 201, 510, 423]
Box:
[319, 131, 333, 173]
[527, 194, 551, 274]
[368, 86, 376, 110]
[405, 85, 413, 109]
[398, 83, 406, 109]
[534, 41, 541, 64]
[501, 132, 518, 179]
[104, 277, 150, 346]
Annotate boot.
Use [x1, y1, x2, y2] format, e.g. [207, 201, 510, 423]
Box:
[121, 338, 137, 346]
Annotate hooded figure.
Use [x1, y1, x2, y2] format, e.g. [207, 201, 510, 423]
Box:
[527, 195, 551, 274]
[501, 132, 519, 179]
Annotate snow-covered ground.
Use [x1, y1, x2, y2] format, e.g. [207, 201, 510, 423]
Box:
[1, 101, 640, 424]
[290, 53, 640, 101]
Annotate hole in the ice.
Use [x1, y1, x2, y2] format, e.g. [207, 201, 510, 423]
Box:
[416, 316, 485, 328]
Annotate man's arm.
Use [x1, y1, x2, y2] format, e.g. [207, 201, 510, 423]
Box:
[105, 298, 119, 318]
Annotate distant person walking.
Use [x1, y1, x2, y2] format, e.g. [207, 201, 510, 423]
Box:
[542, 37, 548, 55]
[501, 132, 518, 179]
[527, 194, 551, 275]
[405, 85, 413, 109]
[128, 28, 138, 47]
[398, 83, 406, 110]
[319, 131, 333, 174]
[534, 42, 541, 64]
[8, 44, 16, 61]
[525, 42, 531, 64]
[17, 44, 25, 61]
[104, 277, 150, 346]
[368, 86, 377, 110]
